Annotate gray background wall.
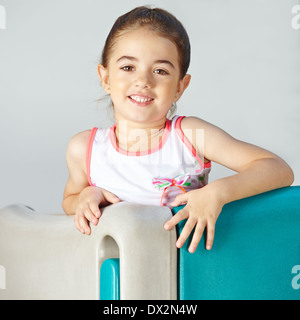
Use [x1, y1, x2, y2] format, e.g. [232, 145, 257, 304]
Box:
[0, 0, 299, 213]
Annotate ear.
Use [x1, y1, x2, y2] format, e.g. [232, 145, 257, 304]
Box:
[175, 74, 191, 102]
[97, 64, 111, 94]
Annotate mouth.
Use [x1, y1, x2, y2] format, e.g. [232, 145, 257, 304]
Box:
[128, 94, 154, 106]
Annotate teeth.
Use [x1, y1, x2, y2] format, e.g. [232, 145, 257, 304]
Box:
[130, 96, 153, 103]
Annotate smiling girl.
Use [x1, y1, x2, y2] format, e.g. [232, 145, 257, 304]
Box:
[62, 6, 294, 253]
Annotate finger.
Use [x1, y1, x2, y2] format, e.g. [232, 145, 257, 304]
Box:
[76, 210, 90, 234]
[80, 217, 91, 235]
[205, 221, 215, 250]
[75, 210, 87, 233]
[164, 207, 189, 230]
[89, 201, 101, 219]
[176, 217, 197, 248]
[74, 214, 82, 233]
[83, 206, 98, 226]
[101, 189, 121, 204]
[171, 193, 188, 207]
[188, 221, 206, 253]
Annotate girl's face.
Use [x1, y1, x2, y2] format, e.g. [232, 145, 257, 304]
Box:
[98, 28, 191, 125]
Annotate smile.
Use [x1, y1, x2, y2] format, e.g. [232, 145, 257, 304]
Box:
[129, 95, 154, 104]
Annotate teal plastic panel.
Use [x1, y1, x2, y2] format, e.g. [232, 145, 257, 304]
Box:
[174, 186, 300, 300]
[99, 187, 300, 300]
[100, 258, 120, 300]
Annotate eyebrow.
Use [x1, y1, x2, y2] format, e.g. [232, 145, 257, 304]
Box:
[116, 56, 175, 69]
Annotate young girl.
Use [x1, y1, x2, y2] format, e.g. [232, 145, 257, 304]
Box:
[62, 6, 294, 253]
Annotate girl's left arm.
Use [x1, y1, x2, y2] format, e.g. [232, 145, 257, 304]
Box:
[164, 117, 294, 252]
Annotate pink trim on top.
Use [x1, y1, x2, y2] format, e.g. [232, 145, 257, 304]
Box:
[86, 127, 98, 186]
[175, 116, 211, 169]
[109, 119, 171, 156]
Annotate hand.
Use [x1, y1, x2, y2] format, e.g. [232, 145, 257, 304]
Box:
[164, 185, 224, 252]
[75, 186, 120, 235]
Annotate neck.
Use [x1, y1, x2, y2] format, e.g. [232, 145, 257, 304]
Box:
[114, 118, 168, 152]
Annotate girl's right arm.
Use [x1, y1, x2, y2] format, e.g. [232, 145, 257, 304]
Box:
[62, 130, 91, 216]
[62, 131, 120, 235]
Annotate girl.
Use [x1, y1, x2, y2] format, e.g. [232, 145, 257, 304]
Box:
[62, 6, 294, 253]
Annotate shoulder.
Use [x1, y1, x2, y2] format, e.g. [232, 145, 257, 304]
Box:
[180, 116, 272, 170]
[66, 130, 92, 168]
[180, 116, 232, 143]
[179, 116, 232, 163]
[180, 116, 221, 132]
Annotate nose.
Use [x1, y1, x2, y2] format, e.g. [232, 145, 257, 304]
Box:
[134, 70, 153, 89]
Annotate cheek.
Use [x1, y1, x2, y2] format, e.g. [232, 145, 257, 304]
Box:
[112, 73, 131, 90]
[159, 81, 180, 100]
[109, 81, 128, 102]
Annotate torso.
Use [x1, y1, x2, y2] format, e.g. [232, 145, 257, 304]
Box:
[86, 115, 211, 207]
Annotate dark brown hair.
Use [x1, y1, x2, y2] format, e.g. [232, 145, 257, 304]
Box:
[101, 6, 191, 79]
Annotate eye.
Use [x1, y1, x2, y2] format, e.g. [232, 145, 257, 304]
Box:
[154, 69, 169, 75]
[121, 65, 135, 72]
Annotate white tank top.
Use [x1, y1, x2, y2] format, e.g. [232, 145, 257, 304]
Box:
[86, 115, 211, 207]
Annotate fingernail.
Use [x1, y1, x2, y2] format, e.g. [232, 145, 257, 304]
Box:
[206, 245, 211, 250]
[164, 223, 170, 230]
[189, 247, 195, 253]
[176, 241, 182, 248]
